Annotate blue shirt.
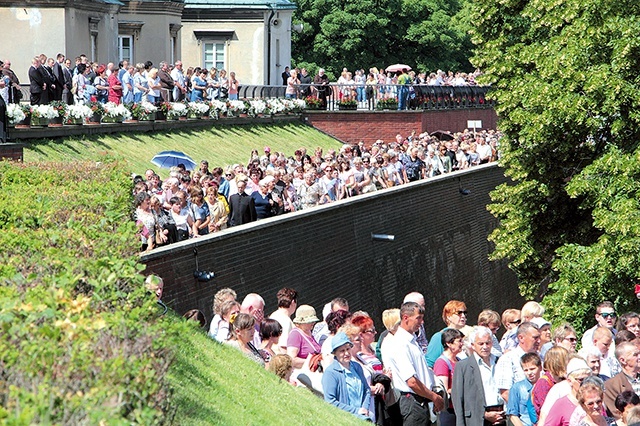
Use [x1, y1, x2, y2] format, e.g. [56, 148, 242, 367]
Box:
[506, 379, 533, 426]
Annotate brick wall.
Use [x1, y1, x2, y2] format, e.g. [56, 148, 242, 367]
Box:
[0, 143, 24, 161]
[141, 163, 522, 335]
[303, 109, 498, 146]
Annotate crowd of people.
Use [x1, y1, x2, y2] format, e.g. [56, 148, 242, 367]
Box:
[166, 274, 640, 426]
[0, 52, 483, 111]
[133, 129, 501, 251]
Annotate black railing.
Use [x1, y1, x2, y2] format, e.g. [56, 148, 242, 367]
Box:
[17, 83, 493, 111]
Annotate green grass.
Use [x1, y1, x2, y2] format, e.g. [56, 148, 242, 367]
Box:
[168, 325, 366, 425]
[23, 122, 342, 179]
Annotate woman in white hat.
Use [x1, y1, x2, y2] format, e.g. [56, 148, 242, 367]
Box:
[287, 305, 322, 369]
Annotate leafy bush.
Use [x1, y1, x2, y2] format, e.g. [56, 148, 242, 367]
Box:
[0, 160, 182, 424]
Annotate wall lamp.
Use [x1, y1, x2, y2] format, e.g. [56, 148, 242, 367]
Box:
[193, 248, 215, 282]
[371, 233, 395, 242]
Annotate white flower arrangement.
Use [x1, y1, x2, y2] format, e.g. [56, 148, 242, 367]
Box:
[66, 104, 93, 119]
[248, 99, 267, 116]
[7, 104, 26, 124]
[210, 99, 227, 114]
[292, 99, 306, 110]
[227, 100, 246, 113]
[31, 104, 58, 119]
[104, 102, 132, 120]
[188, 102, 210, 115]
[168, 102, 187, 118]
[267, 98, 285, 114]
[139, 101, 158, 113]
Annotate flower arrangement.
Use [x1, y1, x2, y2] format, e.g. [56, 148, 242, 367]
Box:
[132, 101, 158, 120]
[292, 99, 306, 111]
[49, 100, 67, 120]
[209, 99, 227, 119]
[227, 100, 246, 117]
[376, 97, 398, 110]
[266, 98, 285, 115]
[158, 102, 172, 114]
[103, 102, 132, 121]
[168, 102, 187, 118]
[87, 101, 105, 117]
[65, 104, 92, 123]
[338, 97, 357, 109]
[248, 99, 267, 117]
[188, 101, 210, 118]
[31, 104, 58, 119]
[7, 104, 26, 124]
[304, 96, 322, 110]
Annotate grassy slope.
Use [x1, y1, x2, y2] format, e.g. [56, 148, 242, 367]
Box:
[168, 326, 366, 426]
[24, 122, 342, 178]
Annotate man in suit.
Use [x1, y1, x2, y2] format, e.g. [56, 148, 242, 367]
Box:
[228, 179, 257, 227]
[52, 53, 66, 101]
[281, 66, 290, 86]
[604, 341, 640, 419]
[452, 326, 506, 426]
[28, 56, 47, 105]
[299, 68, 312, 98]
[61, 58, 74, 104]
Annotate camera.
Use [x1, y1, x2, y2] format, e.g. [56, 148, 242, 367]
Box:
[193, 270, 215, 282]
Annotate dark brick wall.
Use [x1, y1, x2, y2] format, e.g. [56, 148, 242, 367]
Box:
[303, 109, 498, 147]
[141, 163, 522, 335]
[0, 143, 24, 161]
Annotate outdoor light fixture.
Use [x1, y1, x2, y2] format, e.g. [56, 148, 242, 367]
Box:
[371, 233, 395, 242]
[459, 188, 471, 195]
[193, 248, 215, 282]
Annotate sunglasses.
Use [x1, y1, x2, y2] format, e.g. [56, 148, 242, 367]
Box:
[456, 311, 468, 316]
[563, 337, 577, 342]
[599, 312, 616, 319]
[510, 319, 522, 325]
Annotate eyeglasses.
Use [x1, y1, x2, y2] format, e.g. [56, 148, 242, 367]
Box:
[599, 312, 616, 319]
[564, 337, 578, 342]
[585, 400, 602, 407]
[364, 329, 376, 334]
[510, 319, 522, 325]
[456, 311, 468, 316]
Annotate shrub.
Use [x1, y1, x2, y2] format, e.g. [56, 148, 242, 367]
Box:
[0, 160, 182, 424]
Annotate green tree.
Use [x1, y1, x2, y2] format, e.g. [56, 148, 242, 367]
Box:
[472, 0, 640, 330]
[291, 0, 472, 76]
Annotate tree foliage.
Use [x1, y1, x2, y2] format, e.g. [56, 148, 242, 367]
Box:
[291, 0, 473, 76]
[472, 0, 640, 330]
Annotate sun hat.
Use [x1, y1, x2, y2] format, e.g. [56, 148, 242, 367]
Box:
[566, 358, 591, 376]
[293, 305, 320, 324]
[530, 317, 551, 328]
[331, 332, 353, 353]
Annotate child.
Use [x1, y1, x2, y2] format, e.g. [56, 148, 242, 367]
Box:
[506, 352, 542, 426]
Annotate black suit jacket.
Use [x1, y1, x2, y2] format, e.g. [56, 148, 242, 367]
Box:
[29, 66, 44, 93]
[228, 192, 257, 226]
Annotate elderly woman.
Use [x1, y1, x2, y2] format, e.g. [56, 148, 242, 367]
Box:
[226, 313, 267, 366]
[320, 309, 353, 370]
[287, 305, 322, 369]
[321, 332, 373, 421]
[500, 308, 522, 353]
[146, 68, 162, 104]
[208, 288, 237, 338]
[149, 195, 176, 246]
[426, 300, 469, 367]
[251, 178, 274, 219]
[434, 328, 465, 426]
[351, 314, 382, 372]
[576, 381, 612, 426]
[205, 184, 228, 233]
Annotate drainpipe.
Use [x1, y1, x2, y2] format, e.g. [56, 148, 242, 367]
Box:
[267, 4, 276, 85]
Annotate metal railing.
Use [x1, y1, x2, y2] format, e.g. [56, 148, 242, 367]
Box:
[17, 83, 493, 111]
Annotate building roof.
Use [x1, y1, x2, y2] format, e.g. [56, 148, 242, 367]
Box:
[184, 0, 295, 10]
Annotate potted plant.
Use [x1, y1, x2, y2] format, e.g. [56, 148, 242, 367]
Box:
[266, 98, 284, 116]
[49, 101, 67, 126]
[30, 104, 58, 127]
[226, 100, 246, 117]
[209, 99, 227, 119]
[65, 104, 92, 125]
[168, 102, 187, 120]
[304, 96, 322, 110]
[7, 103, 28, 127]
[376, 97, 398, 110]
[338, 97, 357, 111]
[248, 99, 266, 118]
[86, 101, 105, 124]
[187, 101, 209, 119]
[102, 102, 130, 123]
[133, 101, 158, 121]
[157, 102, 171, 121]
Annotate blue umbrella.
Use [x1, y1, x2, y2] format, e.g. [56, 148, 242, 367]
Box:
[151, 150, 197, 170]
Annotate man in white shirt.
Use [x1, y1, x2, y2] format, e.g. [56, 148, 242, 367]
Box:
[171, 61, 187, 101]
[581, 301, 617, 349]
[386, 302, 444, 426]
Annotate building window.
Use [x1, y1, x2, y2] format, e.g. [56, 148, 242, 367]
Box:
[171, 37, 176, 64]
[91, 34, 98, 62]
[203, 42, 225, 70]
[118, 35, 133, 63]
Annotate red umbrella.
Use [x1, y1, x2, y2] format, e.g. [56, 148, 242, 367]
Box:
[385, 64, 412, 73]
